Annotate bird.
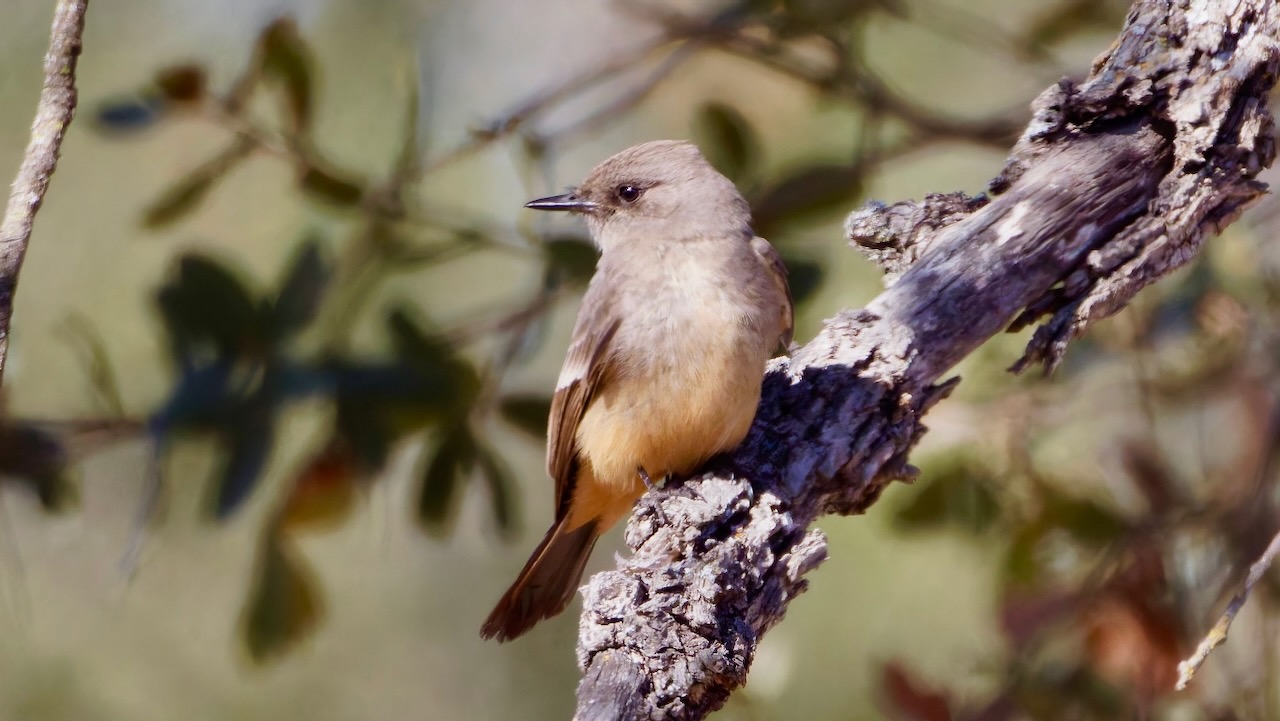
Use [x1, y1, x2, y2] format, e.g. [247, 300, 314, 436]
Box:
[480, 139, 793, 642]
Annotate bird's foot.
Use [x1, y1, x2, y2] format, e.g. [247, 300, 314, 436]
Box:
[637, 466, 670, 527]
[637, 466, 669, 491]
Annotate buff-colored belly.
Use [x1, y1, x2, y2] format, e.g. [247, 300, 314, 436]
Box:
[567, 342, 767, 529]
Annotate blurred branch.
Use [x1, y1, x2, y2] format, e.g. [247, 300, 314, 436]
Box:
[1177, 528, 1280, 690]
[573, 1, 1278, 719]
[425, 0, 1035, 174]
[0, 0, 89, 385]
[537, 39, 705, 148]
[640, 4, 1025, 148]
[422, 36, 675, 172]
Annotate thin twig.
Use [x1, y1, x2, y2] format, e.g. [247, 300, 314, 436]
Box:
[720, 29, 1022, 146]
[538, 39, 704, 148]
[420, 36, 673, 174]
[444, 284, 568, 346]
[118, 434, 165, 581]
[1177, 528, 1280, 689]
[0, 0, 89, 386]
[636, 4, 1024, 147]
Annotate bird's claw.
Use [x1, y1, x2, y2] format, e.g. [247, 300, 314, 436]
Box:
[638, 466, 670, 527]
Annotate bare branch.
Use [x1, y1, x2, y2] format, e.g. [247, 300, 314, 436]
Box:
[0, 0, 90, 385]
[421, 36, 676, 173]
[572, 1, 1279, 719]
[1177, 528, 1280, 690]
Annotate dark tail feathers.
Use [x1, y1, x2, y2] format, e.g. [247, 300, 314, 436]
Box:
[480, 519, 599, 642]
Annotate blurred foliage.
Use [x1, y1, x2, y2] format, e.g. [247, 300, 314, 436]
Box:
[93, 17, 530, 658]
[6, 2, 1280, 721]
[240, 529, 325, 662]
[885, 267, 1280, 719]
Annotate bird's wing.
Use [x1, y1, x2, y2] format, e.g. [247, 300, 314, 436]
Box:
[547, 296, 621, 517]
[752, 236, 795, 350]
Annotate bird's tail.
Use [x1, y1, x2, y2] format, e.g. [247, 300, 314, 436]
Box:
[480, 517, 600, 642]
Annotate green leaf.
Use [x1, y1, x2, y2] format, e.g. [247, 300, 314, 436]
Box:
[498, 395, 551, 439]
[331, 361, 464, 425]
[1000, 492, 1129, 586]
[240, 531, 324, 663]
[151, 362, 238, 432]
[334, 393, 396, 470]
[143, 138, 255, 229]
[0, 424, 66, 481]
[417, 426, 476, 533]
[781, 254, 825, 306]
[1003, 524, 1048, 586]
[144, 173, 216, 229]
[0, 424, 75, 512]
[321, 312, 482, 456]
[893, 457, 1000, 536]
[950, 479, 1001, 535]
[1044, 493, 1129, 546]
[777, 0, 901, 33]
[390, 56, 423, 185]
[1027, 0, 1119, 48]
[272, 238, 331, 338]
[477, 445, 519, 538]
[751, 164, 863, 235]
[1019, 662, 1129, 721]
[299, 166, 365, 207]
[386, 307, 451, 361]
[156, 254, 262, 361]
[260, 18, 314, 134]
[543, 235, 599, 288]
[695, 102, 758, 182]
[892, 478, 948, 530]
[30, 471, 78, 514]
[213, 405, 276, 519]
[386, 307, 480, 405]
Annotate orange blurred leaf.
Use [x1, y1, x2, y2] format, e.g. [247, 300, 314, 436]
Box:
[154, 64, 207, 104]
[1084, 596, 1181, 703]
[880, 662, 952, 721]
[281, 440, 359, 532]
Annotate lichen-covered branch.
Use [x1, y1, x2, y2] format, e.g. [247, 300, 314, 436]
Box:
[573, 1, 1279, 719]
[0, 0, 90, 385]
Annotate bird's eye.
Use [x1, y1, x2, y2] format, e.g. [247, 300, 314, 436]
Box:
[616, 185, 642, 203]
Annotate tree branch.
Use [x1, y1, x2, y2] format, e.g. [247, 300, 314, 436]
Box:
[573, 1, 1279, 719]
[0, 0, 89, 385]
[1176, 527, 1280, 690]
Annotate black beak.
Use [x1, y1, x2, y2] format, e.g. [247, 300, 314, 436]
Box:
[524, 192, 597, 213]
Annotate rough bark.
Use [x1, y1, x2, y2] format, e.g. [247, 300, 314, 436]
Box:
[573, 1, 1280, 719]
[0, 0, 89, 385]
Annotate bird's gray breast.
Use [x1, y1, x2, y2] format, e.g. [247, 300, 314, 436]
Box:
[605, 240, 769, 378]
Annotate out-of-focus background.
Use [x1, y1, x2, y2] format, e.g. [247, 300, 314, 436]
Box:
[1, 1, 1278, 719]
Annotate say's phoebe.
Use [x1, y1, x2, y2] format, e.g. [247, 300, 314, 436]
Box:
[480, 139, 793, 642]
